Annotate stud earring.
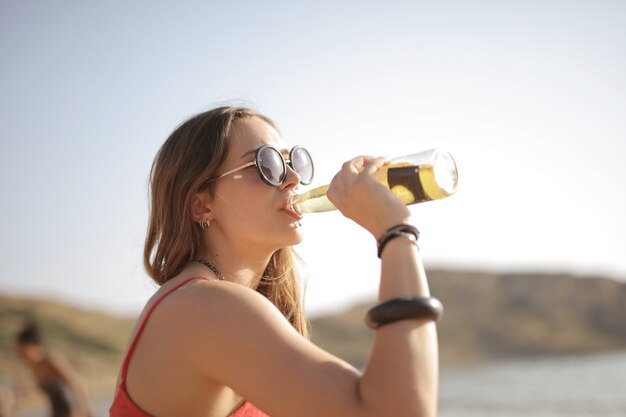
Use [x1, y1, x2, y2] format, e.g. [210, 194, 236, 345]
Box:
[200, 219, 211, 230]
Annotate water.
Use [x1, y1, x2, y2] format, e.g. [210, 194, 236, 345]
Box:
[15, 352, 626, 416]
[439, 351, 626, 417]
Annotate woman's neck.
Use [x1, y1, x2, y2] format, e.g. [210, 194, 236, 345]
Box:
[203, 244, 274, 290]
[202, 223, 282, 288]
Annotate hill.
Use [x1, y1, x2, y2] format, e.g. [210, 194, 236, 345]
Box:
[310, 269, 626, 368]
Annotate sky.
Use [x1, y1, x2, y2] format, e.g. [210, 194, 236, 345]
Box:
[1, 1, 625, 317]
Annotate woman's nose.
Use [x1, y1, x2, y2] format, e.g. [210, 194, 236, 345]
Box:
[280, 164, 301, 190]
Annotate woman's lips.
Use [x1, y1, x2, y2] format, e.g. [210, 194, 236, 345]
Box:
[291, 194, 303, 216]
[281, 195, 304, 221]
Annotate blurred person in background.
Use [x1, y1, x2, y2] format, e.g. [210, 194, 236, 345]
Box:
[110, 106, 440, 417]
[15, 322, 92, 417]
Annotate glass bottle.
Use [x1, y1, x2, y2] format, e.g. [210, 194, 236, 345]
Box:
[294, 149, 458, 213]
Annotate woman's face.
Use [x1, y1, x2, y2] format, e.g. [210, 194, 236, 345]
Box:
[210, 116, 305, 252]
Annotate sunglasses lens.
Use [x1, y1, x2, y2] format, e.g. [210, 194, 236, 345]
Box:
[291, 147, 314, 185]
[258, 147, 286, 185]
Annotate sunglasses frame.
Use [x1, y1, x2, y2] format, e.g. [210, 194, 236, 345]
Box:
[210, 144, 314, 187]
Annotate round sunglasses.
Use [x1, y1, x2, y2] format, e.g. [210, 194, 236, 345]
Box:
[210, 144, 314, 187]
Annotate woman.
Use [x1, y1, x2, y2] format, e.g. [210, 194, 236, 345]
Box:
[110, 106, 440, 417]
[15, 323, 92, 417]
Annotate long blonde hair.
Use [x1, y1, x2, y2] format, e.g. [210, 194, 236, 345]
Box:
[144, 106, 309, 337]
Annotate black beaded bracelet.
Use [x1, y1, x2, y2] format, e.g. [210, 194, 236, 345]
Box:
[377, 224, 420, 258]
[365, 296, 443, 329]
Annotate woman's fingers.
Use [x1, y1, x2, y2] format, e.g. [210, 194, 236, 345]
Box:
[331, 155, 383, 196]
[330, 155, 375, 197]
[361, 156, 387, 176]
[328, 155, 410, 237]
[336, 155, 386, 186]
[340, 155, 373, 177]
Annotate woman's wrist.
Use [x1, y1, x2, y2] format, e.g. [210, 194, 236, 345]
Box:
[369, 216, 413, 240]
[376, 223, 419, 258]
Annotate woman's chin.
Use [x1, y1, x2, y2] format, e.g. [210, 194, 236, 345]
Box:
[285, 223, 305, 245]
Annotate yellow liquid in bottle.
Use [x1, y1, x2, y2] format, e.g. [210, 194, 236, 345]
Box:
[295, 159, 457, 214]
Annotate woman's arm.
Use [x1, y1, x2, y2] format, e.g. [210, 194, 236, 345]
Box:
[360, 237, 438, 417]
[322, 155, 438, 416]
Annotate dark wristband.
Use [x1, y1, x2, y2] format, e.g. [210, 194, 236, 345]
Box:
[377, 224, 420, 258]
[365, 296, 443, 329]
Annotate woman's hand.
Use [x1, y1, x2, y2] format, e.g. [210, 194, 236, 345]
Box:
[327, 155, 412, 238]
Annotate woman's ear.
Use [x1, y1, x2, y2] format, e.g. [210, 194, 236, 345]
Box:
[191, 191, 213, 224]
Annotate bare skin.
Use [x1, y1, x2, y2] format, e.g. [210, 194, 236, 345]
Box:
[115, 116, 438, 417]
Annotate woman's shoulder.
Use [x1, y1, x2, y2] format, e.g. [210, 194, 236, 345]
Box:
[150, 276, 286, 337]
[157, 275, 272, 309]
[144, 277, 300, 379]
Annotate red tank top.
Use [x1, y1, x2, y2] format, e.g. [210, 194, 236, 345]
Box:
[109, 276, 270, 417]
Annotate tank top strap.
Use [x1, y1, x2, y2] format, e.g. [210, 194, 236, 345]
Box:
[119, 276, 208, 384]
